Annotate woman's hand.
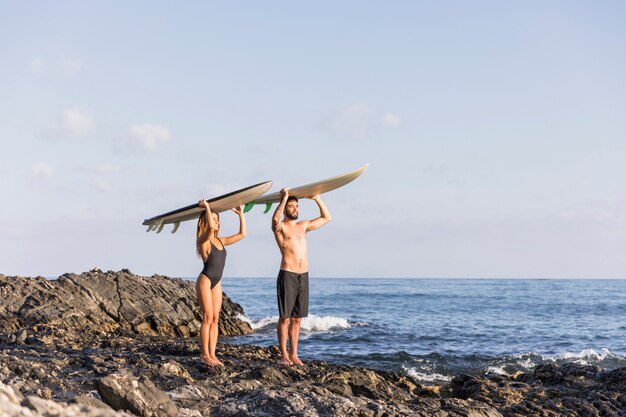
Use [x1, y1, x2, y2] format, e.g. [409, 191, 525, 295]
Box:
[199, 199, 211, 210]
[232, 205, 244, 215]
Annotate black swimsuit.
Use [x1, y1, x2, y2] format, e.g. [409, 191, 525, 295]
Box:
[201, 240, 227, 289]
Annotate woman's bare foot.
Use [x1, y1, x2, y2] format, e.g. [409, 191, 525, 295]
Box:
[289, 355, 304, 366]
[201, 354, 220, 367]
[212, 356, 225, 367]
[279, 356, 293, 366]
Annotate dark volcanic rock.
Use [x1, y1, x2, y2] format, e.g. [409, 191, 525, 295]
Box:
[0, 381, 134, 416]
[2, 271, 626, 416]
[444, 364, 626, 416]
[73, 393, 114, 410]
[0, 269, 251, 337]
[0, 330, 507, 417]
[96, 373, 179, 417]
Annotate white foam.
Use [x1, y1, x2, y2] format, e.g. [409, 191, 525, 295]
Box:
[236, 313, 249, 323]
[518, 358, 537, 369]
[251, 316, 280, 330]
[549, 348, 615, 365]
[486, 366, 507, 375]
[237, 314, 279, 330]
[555, 348, 612, 361]
[301, 314, 351, 332]
[507, 353, 541, 369]
[508, 348, 617, 366]
[405, 366, 452, 383]
[237, 313, 351, 332]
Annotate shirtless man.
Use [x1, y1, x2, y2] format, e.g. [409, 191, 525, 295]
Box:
[272, 188, 331, 365]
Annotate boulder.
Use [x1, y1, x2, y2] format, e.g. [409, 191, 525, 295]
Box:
[0, 381, 134, 417]
[0, 269, 251, 337]
[96, 373, 179, 417]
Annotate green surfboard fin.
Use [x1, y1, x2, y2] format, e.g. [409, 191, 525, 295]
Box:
[263, 203, 273, 214]
[244, 202, 255, 213]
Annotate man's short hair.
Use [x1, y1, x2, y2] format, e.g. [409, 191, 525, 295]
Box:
[287, 196, 298, 203]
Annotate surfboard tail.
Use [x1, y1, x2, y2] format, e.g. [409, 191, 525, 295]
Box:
[142, 181, 272, 234]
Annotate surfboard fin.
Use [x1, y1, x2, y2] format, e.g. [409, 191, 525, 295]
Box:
[155, 220, 165, 234]
[146, 223, 155, 232]
[263, 203, 273, 214]
[244, 202, 255, 213]
[171, 221, 180, 234]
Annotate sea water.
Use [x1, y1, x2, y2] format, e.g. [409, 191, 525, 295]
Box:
[220, 278, 626, 383]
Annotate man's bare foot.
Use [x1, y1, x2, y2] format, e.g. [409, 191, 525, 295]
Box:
[289, 355, 304, 366]
[279, 357, 293, 366]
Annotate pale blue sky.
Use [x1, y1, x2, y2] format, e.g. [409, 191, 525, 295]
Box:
[1, 1, 625, 278]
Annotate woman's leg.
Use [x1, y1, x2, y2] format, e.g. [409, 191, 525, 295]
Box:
[209, 281, 223, 365]
[196, 275, 217, 365]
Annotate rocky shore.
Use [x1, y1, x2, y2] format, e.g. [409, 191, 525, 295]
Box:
[1, 270, 625, 416]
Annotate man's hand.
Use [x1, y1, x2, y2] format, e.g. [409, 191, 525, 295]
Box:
[280, 188, 289, 199]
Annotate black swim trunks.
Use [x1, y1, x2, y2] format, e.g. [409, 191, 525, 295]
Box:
[276, 270, 309, 318]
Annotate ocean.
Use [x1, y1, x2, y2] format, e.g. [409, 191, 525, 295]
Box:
[219, 277, 626, 383]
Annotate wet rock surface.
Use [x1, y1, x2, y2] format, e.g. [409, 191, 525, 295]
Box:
[0, 330, 504, 417]
[443, 364, 626, 416]
[1, 271, 625, 416]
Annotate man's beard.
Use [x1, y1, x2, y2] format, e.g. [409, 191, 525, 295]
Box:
[285, 211, 298, 220]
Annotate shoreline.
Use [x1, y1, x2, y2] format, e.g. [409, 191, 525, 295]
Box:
[2, 330, 625, 416]
[2, 270, 625, 416]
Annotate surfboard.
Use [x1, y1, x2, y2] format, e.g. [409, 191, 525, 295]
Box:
[143, 181, 272, 234]
[244, 164, 369, 214]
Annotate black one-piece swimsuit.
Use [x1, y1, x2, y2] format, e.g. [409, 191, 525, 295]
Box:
[200, 240, 227, 289]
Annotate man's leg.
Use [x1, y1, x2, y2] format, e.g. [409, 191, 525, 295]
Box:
[288, 273, 307, 366]
[277, 317, 292, 365]
[277, 270, 296, 365]
[288, 317, 303, 365]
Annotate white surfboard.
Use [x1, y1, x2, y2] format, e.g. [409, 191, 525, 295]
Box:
[143, 181, 272, 234]
[244, 164, 369, 213]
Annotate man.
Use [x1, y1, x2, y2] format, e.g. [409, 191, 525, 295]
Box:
[272, 188, 331, 365]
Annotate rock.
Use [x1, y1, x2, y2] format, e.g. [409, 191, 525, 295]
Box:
[0, 381, 23, 404]
[0, 270, 251, 338]
[3, 327, 625, 417]
[73, 393, 114, 410]
[0, 382, 134, 417]
[157, 360, 194, 383]
[16, 329, 28, 343]
[96, 372, 179, 417]
[444, 364, 626, 417]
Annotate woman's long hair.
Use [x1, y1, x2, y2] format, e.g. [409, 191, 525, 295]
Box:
[196, 211, 219, 257]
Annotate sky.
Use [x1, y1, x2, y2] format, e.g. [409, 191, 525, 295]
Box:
[1, 1, 625, 279]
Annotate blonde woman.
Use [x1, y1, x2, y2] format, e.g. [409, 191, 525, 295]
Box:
[196, 199, 246, 366]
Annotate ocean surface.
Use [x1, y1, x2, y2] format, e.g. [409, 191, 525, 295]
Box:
[218, 278, 626, 383]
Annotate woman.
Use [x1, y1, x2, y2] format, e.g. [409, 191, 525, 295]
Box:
[195, 199, 246, 366]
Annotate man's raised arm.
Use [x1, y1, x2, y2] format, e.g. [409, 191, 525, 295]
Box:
[306, 195, 331, 232]
[272, 188, 289, 233]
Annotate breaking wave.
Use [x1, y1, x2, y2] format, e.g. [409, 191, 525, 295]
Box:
[238, 314, 352, 333]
